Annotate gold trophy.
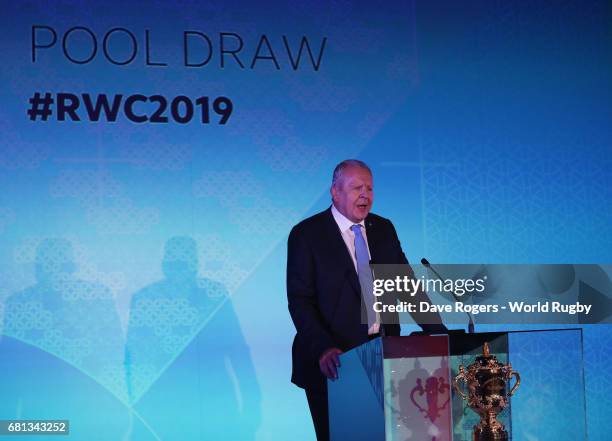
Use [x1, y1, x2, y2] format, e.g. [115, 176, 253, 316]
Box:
[453, 343, 520, 441]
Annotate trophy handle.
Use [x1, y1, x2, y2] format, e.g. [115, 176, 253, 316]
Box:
[508, 371, 521, 396]
[453, 367, 468, 401]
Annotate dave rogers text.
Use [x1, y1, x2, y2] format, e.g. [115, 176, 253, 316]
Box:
[374, 301, 498, 314]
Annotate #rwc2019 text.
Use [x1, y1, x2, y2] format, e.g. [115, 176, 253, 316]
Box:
[27, 92, 232, 125]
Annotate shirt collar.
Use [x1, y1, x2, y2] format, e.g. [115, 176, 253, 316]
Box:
[331, 204, 365, 233]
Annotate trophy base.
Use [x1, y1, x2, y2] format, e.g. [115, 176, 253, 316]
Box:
[474, 427, 508, 441]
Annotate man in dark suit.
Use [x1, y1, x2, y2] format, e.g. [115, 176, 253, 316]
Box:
[287, 159, 444, 441]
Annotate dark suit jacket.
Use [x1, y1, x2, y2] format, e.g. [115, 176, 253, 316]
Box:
[287, 207, 441, 392]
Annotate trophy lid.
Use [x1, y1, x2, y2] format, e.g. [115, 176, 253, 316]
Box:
[473, 342, 498, 366]
[483, 342, 490, 357]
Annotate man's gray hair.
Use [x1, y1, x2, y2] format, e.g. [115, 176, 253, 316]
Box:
[331, 159, 372, 186]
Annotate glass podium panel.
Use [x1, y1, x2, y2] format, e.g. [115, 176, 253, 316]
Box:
[383, 335, 452, 441]
[328, 330, 585, 441]
[449, 329, 585, 441]
[328, 335, 451, 441]
[507, 329, 586, 441]
[328, 337, 386, 441]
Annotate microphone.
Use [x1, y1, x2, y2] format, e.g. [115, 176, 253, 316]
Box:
[421, 258, 475, 333]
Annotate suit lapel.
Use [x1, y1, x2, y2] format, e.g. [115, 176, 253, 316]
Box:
[323, 208, 361, 296]
[365, 215, 382, 263]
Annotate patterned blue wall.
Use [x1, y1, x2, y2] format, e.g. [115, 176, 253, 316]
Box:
[1, 1, 610, 440]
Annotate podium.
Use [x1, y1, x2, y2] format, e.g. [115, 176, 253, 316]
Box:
[328, 329, 586, 441]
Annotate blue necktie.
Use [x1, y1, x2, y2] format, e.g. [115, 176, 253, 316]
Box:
[351, 224, 376, 328]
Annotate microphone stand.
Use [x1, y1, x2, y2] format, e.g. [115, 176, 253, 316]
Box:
[421, 258, 475, 334]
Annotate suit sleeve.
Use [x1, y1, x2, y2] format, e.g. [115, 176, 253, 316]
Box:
[287, 225, 336, 360]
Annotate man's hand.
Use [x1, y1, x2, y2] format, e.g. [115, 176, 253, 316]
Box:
[319, 348, 343, 381]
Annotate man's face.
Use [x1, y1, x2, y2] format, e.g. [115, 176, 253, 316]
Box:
[331, 166, 374, 223]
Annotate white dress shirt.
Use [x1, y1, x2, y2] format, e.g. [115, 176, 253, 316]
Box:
[331, 204, 380, 334]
